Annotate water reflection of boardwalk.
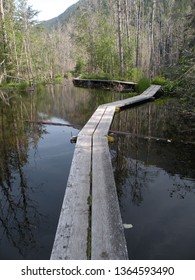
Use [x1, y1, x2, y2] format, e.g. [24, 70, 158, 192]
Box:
[51, 85, 161, 260]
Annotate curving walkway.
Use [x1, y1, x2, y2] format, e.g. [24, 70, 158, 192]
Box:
[50, 85, 161, 260]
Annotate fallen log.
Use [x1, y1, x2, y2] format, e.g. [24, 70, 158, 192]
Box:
[2, 74, 33, 82]
[109, 130, 195, 145]
[109, 130, 171, 141]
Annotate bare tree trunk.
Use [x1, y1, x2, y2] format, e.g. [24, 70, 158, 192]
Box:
[150, 0, 156, 77]
[11, 21, 20, 77]
[124, 0, 131, 72]
[24, 16, 34, 82]
[135, 0, 141, 68]
[117, 0, 124, 76]
[0, 0, 8, 75]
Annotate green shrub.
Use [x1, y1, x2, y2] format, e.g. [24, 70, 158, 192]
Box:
[18, 81, 29, 91]
[162, 80, 177, 95]
[80, 72, 113, 80]
[74, 58, 85, 75]
[54, 75, 63, 82]
[152, 76, 168, 86]
[64, 72, 72, 79]
[152, 75, 179, 95]
[131, 68, 143, 82]
[136, 77, 151, 93]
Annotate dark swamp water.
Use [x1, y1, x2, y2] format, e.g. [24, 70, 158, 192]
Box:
[0, 81, 130, 260]
[0, 81, 195, 259]
[110, 100, 195, 260]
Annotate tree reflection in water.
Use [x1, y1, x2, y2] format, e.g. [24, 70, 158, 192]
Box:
[0, 81, 128, 259]
[0, 95, 45, 258]
[110, 100, 195, 259]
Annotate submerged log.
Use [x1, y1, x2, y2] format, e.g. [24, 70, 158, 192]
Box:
[109, 130, 195, 145]
[109, 130, 172, 142]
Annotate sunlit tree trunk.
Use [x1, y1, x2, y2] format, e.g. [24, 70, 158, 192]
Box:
[124, 0, 131, 73]
[116, 0, 124, 76]
[0, 0, 8, 75]
[135, 0, 141, 68]
[149, 0, 156, 77]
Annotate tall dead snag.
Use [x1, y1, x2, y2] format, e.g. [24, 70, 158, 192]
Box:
[135, 0, 141, 68]
[116, 0, 124, 76]
[149, 0, 157, 78]
[0, 0, 8, 75]
[124, 0, 131, 73]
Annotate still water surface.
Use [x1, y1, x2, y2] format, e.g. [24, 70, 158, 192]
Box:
[1, 83, 195, 260]
[0, 81, 126, 259]
[110, 100, 195, 259]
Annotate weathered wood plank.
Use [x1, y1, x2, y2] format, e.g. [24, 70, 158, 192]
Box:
[50, 135, 91, 260]
[103, 95, 150, 108]
[73, 78, 136, 86]
[91, 135, 128, 259]
[51, 84, 161, 260]
[103, 85, 161, 108]
[91, 106, 128, 259]
[73, 78, 137, 92]
[79, 106, 106, 136]
[141, 85, 161, 97]
[94, 106, 116, 136]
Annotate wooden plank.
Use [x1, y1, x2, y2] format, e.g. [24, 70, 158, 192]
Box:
[103, 85, 161, 108]
[73, 78, 136, 86]
[79, 106, 106, 136]
[141, 85, 161, 97]
[91, 106, 128, 259]
[140, 85, 154, 96]
[91, 135, 128, 259]
[94, 106, 115, 136]
[50, 84, 161, 260]
[103, 95, 150, 108]
[50, 135, 91, 260]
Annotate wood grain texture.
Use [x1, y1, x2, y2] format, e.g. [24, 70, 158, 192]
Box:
[50, 136, 91, 260]
[51, 84, 161, 260]
[92, 135, 128, 259]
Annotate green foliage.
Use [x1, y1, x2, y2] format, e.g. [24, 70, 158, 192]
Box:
[162, 80, 177, 96]
[74, 58, 85, 76]
[1, 0, 194, 93]
[131, 68, 143, 82]
[152, 76, 168, 86]
[152, 76, 177, 95]
[136, 77, 151, 93]
[64, 72, 72, 79]
[54, 76, 63, 82]
[34, 82, 47, 94]
[152, 76, 176, 94]
[79, 70, 133, 81]
[17, 81, 29, 91]
[0, 80, 29, 91]
[80, 72, 113, 80]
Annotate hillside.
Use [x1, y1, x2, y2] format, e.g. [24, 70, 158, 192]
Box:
[41, 2, 79, 29]
[40, 0, 109, 29]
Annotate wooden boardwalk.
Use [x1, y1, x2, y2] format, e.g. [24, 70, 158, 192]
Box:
[50, 85, 161, 260]
[73, 78, 137, 92]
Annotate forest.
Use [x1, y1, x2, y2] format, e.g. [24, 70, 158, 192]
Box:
[0, 0, 195, 261]
[0, 0, 195, 104]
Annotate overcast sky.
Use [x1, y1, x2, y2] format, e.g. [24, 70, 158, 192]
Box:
[28, 0, 79, 21]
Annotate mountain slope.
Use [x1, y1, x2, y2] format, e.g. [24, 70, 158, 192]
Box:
[41, 2, 79, 29]
[41, 0, 109, 29]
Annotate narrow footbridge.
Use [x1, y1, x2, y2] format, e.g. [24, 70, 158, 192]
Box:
[50, 85, 161, 260]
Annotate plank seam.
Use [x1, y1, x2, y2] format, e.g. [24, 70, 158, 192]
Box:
[50, 84, 161, 260]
